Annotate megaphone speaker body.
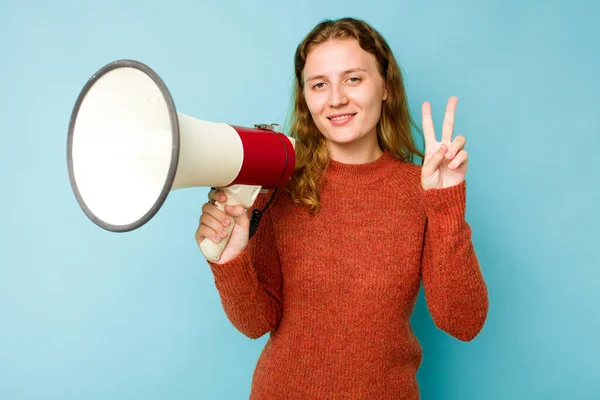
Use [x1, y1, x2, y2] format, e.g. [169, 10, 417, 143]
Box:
[67, 60, 295, 261]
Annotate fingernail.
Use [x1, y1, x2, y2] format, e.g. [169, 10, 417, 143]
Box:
[224, 218, 230, 226]
[213, 236, 221, 243]
[220, 230, 228, 238]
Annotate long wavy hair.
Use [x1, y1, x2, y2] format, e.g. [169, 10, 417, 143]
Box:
[285, 17, 424, 213]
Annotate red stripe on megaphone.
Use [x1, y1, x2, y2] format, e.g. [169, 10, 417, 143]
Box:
[230, 126, 296, 188]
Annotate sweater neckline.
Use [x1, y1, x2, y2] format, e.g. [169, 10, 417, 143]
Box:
[324, 149, 399, 185]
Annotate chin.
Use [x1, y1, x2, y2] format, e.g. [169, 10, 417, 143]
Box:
[327, 128, 366, 143]
[326, 135, 362, 147]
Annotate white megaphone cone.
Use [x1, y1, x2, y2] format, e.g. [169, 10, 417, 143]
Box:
[67, 60, 295, 261]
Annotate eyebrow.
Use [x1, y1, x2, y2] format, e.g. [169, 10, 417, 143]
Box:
[305, 68, 368, 82]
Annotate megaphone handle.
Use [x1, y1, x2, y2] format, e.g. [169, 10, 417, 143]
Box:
[200, 198, 237, 262]
[199, 185, 262, 262]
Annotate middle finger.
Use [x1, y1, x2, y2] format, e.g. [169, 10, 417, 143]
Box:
[441, 96, 458, 144]
[208, 189, 227, 204]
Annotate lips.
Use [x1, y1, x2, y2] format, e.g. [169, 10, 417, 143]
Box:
[327, 113, 356, 126]
[328, 113, 356, 121]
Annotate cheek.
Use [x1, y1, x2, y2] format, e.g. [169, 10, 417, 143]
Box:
[360, 92, 384, 118]
[306, 92, 326, 112]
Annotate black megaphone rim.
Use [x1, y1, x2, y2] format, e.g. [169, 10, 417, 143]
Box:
[66, 59, 180, 233]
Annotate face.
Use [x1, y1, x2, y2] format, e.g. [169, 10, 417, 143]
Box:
[302, 39, 388, 154]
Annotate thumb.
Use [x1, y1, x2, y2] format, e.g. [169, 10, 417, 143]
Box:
[422, 144, 448, 177]
[224, 204, 250, 227]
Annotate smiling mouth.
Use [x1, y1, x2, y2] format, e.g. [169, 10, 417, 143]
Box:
[328, 113, 356, 121]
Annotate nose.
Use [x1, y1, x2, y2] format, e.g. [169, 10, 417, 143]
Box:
[328, 84, 349, 107]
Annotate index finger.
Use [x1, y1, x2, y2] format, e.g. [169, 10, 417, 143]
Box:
[421, 101, 436, 144]
[208, 188, 226, 203]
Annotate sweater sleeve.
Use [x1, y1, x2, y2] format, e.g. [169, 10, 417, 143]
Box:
[205, 191, 283, 339]
[419, 180, 489, 341]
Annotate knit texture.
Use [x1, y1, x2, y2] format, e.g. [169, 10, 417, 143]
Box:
[207, 150, 489, 399]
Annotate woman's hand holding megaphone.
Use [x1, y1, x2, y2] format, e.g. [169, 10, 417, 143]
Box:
[195, 189, 251, 264]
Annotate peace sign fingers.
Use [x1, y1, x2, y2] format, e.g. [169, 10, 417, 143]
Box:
[420, 96, 468, 190]
[422, 96, 459, 149]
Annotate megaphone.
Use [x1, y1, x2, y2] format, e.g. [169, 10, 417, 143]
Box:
[67, 60, 295, 262]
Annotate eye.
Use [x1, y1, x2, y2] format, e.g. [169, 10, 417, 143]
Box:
[347, 77, 362, 84]
[312, 82, 326, 90]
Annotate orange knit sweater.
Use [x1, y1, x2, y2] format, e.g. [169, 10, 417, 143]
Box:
[207, 150, 488, 399]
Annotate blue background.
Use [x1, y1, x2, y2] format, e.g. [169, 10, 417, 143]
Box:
[1, 0, 598, 399]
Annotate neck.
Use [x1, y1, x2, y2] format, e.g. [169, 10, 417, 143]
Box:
[324, 148, 396, 186]
[326, 138, 383, 165]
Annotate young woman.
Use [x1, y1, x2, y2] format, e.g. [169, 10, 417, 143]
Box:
[195, 17, 488, 400]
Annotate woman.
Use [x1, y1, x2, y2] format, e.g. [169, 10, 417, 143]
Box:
[195, 17, 488, 399]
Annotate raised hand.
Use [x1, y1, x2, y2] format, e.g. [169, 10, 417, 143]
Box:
[420, 96, 469, 190]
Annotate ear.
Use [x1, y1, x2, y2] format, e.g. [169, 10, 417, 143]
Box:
[382, 84, 388, 102]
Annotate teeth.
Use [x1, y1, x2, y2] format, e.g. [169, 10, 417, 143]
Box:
[330, 114, 353, 121]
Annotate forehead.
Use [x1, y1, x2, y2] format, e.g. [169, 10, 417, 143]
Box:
[303, 39, 378, 78]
